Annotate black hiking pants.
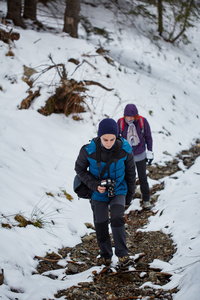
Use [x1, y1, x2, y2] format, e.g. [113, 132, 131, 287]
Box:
[136, 158, 150, 202]
[90, 195, 128, 259]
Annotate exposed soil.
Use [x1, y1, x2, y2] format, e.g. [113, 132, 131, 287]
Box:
[35, 139, 200, 300]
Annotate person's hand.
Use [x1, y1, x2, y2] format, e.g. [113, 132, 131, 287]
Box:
[97, 185, 106, 193]
[146, 151, 154, 165]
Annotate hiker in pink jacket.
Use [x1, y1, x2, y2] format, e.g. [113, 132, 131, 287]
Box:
[117, 104, 154, 209]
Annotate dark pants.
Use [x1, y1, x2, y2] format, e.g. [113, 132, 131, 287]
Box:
[135, 159, 150, 202]
[90, 195, 128, 259]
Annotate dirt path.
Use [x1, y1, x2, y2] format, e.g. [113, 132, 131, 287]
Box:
[35, 139, 200, 300]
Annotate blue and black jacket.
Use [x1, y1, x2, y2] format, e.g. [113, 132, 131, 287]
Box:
[75, 137, 136, 202]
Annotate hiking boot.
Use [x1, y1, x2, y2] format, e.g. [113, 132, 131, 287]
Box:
[143, 200, 152, 210]
[118, 255, 134, 270]
[96, 257, 112, 266]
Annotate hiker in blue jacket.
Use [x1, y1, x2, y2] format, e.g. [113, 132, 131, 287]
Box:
[75, 118, 136, 268]
[117, 104, 154, 209]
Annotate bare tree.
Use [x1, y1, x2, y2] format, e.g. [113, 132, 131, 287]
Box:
[162, 0, 196, 43]
[6, 0, 25, 28]
[23, 0, 37, 20]
[63, 0, 80, 38]
[157, 0, 163, 36]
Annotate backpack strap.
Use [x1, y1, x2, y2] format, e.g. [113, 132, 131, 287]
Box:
[96, 137, 112, 180]
[95, 137, 122, 181]
[113, 138, 123, 161]
[119, 117, 125, 137]
[95, 138, 101, 169]
[139, 115, 145, 137]
[120, 116, 145, 136]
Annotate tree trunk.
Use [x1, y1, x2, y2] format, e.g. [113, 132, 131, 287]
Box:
[157, 0, 163, 36]
[63, 0, 80, 38]
[6, 0, 25, 28]
[23, 0, 37, 20]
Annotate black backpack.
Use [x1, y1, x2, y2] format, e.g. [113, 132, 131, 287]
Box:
[73, 174, 93, 199]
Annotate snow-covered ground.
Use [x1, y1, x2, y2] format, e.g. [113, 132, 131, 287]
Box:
[0, 1, 200, 299]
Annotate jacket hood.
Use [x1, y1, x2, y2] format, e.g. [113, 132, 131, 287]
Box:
[124, 104, 138, 116]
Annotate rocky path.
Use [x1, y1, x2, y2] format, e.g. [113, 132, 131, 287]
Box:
[35, 140, 200, 300]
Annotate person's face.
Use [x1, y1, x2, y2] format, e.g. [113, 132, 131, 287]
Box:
[100, 134, 116, 149]
[124, 116, 135, 121]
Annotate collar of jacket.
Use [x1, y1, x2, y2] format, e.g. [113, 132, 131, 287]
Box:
[85, 137, 132, 155]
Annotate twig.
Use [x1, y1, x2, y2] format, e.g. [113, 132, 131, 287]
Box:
[134, 252, 146, 263]
[110, 269, 172, 277]
[71, 59, 97, 76]
[34, 255, 59, 263]
[66, 260, 86, 266]
[34, 38, 41, 44]
[83, 80, 114, 91]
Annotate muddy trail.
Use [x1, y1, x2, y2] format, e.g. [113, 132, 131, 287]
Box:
[35, 140, 200, 300]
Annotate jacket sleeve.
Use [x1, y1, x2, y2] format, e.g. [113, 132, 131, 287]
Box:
[144, 118, 153, 152]
[75, 145, 100, 191]
[124, 151, 136, 205]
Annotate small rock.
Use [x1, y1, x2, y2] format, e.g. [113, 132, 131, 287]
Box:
[78, 282, 90, 287]
[85, 222, 95, 229]
[82, 234, 95, 243]
[66, 263, 79, 274]
[133, 188, 142, 199]
[148, 271, 160, 284]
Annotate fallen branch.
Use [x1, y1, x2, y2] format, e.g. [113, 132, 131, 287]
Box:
[33, 63, 67, 83]
[71, 59, 97, 76]
[20, 88, 41, 109]
[110, 269, 172, 277]
[134, 252, 146, 263]
[83, 80, 113, 91]
[66, 260, 86, 266]
[34, 255, 60, 263]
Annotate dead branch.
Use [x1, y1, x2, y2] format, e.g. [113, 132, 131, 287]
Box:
[49, 54, 67, 81]
[20, 88, 41, 109]
[83, 80, 113, 91]
[34, 255, 60, 263]
[111, 269, 172, 277]
[134, 252, 146, 263]
[71, 59, 97, 76]
[66, 260, 86, 266]
[33, 63, 67, 83]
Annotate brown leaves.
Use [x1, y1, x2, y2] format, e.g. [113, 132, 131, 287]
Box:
[14, 214, 43, 228]
[0, 28, 20, 44]
[19, 53, 114, 117]
[37, 79, 113, 117]
[37, 81, 86, 116]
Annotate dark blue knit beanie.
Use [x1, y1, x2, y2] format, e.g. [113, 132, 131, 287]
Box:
[98, 118, 118, 137]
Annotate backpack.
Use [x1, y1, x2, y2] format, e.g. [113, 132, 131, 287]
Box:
[73, 174, 93, 199]
[119, 116, 145, 138]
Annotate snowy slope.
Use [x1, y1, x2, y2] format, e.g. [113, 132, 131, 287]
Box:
[0, 1, 200, 299]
